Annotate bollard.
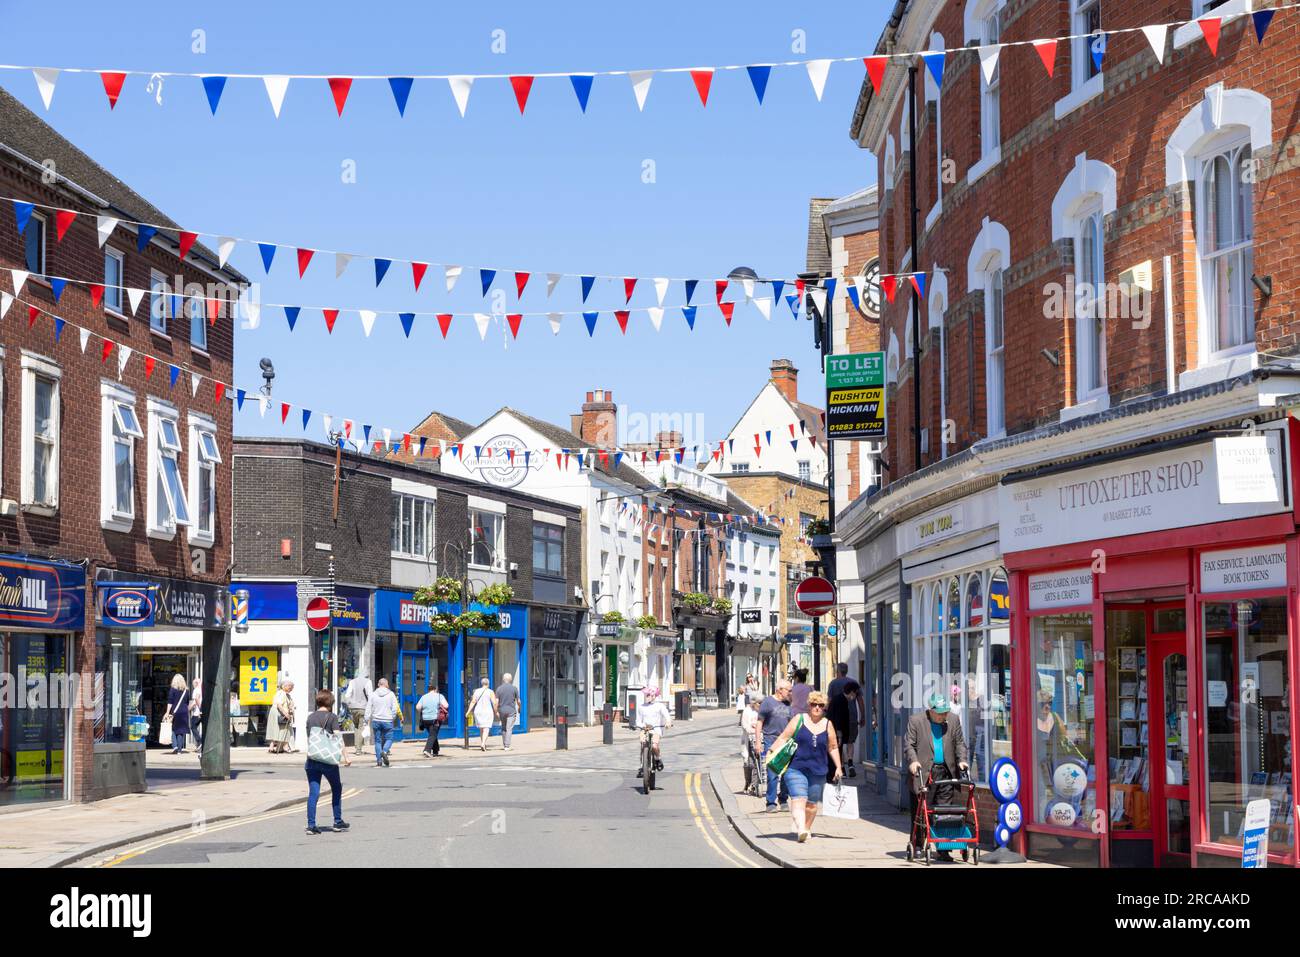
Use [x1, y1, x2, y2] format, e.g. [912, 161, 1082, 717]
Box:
[555, 706, 568, 750]
[602, 703, 614, 744]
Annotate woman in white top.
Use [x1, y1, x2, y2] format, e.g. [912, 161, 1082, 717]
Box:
[637, 686, 673, 777]
[467, 678, 498, 752]
[740, 695, 762, 759]
[189, 678, 204, 754]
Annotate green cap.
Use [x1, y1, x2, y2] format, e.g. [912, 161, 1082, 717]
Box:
[926, 693, 951, 714]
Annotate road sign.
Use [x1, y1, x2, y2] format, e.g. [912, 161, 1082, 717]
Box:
[794, 577, 836, 617]
[305, 596, 332, 632]
[825, 352, 885, 440]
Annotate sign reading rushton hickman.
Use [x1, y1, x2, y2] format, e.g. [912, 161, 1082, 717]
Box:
[825, 352, 885, 440]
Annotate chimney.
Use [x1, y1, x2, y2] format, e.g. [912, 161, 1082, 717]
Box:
[770, 359, 798, 403]
[570, 414, 584, 436]
[655, 430, 683, 450]
[580, 389, 617, 447]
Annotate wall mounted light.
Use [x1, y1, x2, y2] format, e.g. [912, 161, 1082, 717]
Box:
[280, 538, 292, 558]
[1041, 349, 1061, 367]
[1252, 274, 1273, 298]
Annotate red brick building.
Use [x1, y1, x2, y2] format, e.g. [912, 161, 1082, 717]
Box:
[0, 88, 242, 804]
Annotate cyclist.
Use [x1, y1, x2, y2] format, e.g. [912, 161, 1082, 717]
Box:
[636, 686, 673, 778]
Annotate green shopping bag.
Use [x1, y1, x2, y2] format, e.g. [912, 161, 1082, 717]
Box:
[764, 715, 803, 777]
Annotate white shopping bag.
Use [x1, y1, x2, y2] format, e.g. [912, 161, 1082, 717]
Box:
[821, 783, 860, 820]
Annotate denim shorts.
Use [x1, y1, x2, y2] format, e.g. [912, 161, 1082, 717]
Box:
[783, 767, 825, 804]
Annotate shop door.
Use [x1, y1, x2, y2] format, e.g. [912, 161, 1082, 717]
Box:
[540, 653, 556, 721]
[1149, 636, 1192, 866]
[397, 650, 429, 739]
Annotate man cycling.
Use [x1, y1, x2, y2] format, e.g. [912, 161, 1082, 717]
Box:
[636, 686, 673, 778]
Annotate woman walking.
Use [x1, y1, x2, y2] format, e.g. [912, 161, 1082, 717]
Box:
[268, 680, 297, 754]
[416, 682, 449, 757]
[768, 690, 842, 842]
[163, 674, 191, 754]
[304, 690, 351, 835]
[189, 677, 204, 755]
[467, 678, 497, 752]
[789, 668, 812, 717]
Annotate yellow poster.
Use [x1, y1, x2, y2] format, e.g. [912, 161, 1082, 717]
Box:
[15, 750, 60, 780]
[239, 650, 279, 706]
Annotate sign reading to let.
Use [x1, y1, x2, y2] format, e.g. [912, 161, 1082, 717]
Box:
[239, 650, 279, 706]
[825, 352, 885, 440]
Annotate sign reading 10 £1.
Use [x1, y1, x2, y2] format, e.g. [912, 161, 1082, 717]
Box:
[825, 352, 885, 440]
[239, 650, 279, 706]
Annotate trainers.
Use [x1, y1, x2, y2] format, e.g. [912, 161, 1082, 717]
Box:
[636, 768, 644, 778]
[306, 826, 322, 835]
[382, 753, 390, 767]
[333, 821, 350, 831]
[797, 830, 809, 843]
[765, 804, 779, 813]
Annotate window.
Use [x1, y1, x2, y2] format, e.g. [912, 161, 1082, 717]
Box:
[979, 6, 1002, 156]
[1072, 0, 1103, 90]
[1033, 612, 1097, 830]
[1200, 143, 1255, 354]
[101, 385, 142, 527]
[390, 493, 434, 559]
[986, 269, 1005, 434]
[470, 508, 504, 568]
[24, 212, 45, 275]
[732, 463, 750, 474]
[1076, 207, 1107, 398]
[533, 522, 564, 577]
[189, 295, 207, 351]
[150, 270, 169, 334]
[188, 417, 221, 543]
[797, 460, 810, 482]
[104, 248, 125, 315]
[21, 354, 60, 509]
[799, 512, 814, 537]
[147, 401, 189, 536]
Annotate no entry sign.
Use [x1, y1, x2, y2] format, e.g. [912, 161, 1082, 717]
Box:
[794, 577, 836, 617]
[305, 596, 332, 632]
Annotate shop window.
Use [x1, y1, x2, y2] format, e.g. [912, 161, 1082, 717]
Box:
[1033, 613, 1097, 831]
[147, 399, 189, 537]
[391, 493, 435, 559]
[532, 522, 564, 577]
[889, 600, 903, 767]
[21, 352, 60, 510]
[987, 571, 1012, 773]
[469, 508, 504, 569]
[104, 247, 125, 315]
[1202, 597, 1293, 855]
[188, 416, 220, 546]
[24, 211, 46, 274]
[101, 383, 142, 529]
[1105, 609, 1150, 833]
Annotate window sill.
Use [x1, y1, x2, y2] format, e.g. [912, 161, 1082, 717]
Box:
[101, 515, 134, 534]
[1179, 349, 1259, 391]
[104, 309, 130, 326]
[1059, 392, 1110, 424]
[21, 503, 57, 517]
[150, 329, 172, 343]
[967, 146, 1001, 186]
[1054, 73, 1104, 121]
[147, 526, 178, 543]
[188, 535, 214, 549]
[924, 201, 942, 233]
[191, 347, 211, 361]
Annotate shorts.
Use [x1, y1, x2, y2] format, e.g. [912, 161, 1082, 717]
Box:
[834, 720, 858, 746]
[644, 728, 662, 743]
[783, 767, 825, 804]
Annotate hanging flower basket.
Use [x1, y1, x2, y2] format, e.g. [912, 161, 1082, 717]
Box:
[413, 576, 461, 606]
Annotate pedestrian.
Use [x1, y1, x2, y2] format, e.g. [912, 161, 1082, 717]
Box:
[735, 686, 747, 718]
[189, 677, 204, 755]
[827, 664, 864, 779]
[363, 677, 401, 767]
[343, 671, 373, 755]
[304, 689, 351, 835]
[494, 673, 520, 751]
[416, 682, 449, 757]
[467, 678, 497, 752]
[905, 692, 969, 861]
[163, 673, 190, 754]
[767, 690, 842, 842]
[740, 693, 761, 758]
[267, 680, 296, 754]
[744, 674, 759, 699]
[789, 668, 812, 716]
[755, 679, 793, 812]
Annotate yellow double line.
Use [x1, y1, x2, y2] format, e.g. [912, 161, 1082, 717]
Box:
[683, 772, 757, 868]
[96, 787, 364, 868]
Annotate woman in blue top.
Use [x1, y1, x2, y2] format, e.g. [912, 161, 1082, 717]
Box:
[768, 690, 843, 842]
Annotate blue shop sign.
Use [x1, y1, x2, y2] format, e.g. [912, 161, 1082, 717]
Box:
[98, 583, 157, 628]
[375, 589, 525, 639]
[235, 581, 370, 630]
[0, 555, 85, 631]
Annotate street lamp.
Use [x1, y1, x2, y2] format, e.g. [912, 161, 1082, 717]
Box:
[442, 538, 501, 750]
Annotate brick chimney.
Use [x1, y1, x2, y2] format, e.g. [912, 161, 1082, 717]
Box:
[655, 430, 683, 450]
[770, 359, 798, 403]
[579, 389, 617, 446]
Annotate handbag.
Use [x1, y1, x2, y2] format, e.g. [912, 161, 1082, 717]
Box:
[307, 724, 344, 765]
[437, 700, 449, 724]
[158, 715, 173, 747]
[764, 715, 803, 777]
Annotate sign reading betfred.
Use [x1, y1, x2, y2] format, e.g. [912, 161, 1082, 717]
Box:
[825, 352, 885, 440]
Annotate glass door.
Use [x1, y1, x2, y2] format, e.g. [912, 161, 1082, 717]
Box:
[1149, 636, 1191, 866]
[397, 648, 429, 739]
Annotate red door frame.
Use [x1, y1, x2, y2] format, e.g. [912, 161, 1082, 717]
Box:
[1149, 634, 1191, 865]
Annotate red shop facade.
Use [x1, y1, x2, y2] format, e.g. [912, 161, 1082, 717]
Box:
[1001, 417, 1298, 868]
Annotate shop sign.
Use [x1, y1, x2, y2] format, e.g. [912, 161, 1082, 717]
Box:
[597, 622, 620, 637]
[740, 608, 762, 624]
[825, 352, 885, 440]
[532, 607, 578, 640]
[904, 502, 967, 552]
[999, 430, 1287, 553]
[375, 590, 521, 637]
[0, 556, 85, 630]
[1199, 544, 1287, 594]
[1242, 798, 1271, 868]
[99, 584, 157, 628]
[1214, 436, 1281, 504]
[238, 650, 279, 706]
[465, 434, 544, 489]
[650, 633, 676, 651]
[1027, 568, 1093, 610]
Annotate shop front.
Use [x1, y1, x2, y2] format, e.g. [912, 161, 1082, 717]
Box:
[0, 555, 85, 807]
[593, 621, 634, 718]
[1003, 422, 1298, 867]
[528, 605, 583, 726]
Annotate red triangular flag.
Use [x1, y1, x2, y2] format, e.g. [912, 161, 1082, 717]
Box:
[215, 382, 226, 404]
[719, 301, 735, 326]
[403, 433, 412, 452]
[296, 247, 315, 277]
[328, 77, 352, 116]
[90, 284, 105, 308]
[412, 262, 428, 292]
[690, 69, 713, 106]
[207, 298, 220, 326]
[615, 310, 630, 334]
[715, 279, 728, 304]
[55, 210, 77, 242]
[101, 339, 114, 363]
[623, 277, 637, 302]
[437, 313, 452, 339]
[507, 313, 523, 338]
[280, 402, 291, 424]
[323, 308, 339, 333]
[882, 275, 898, 303]
[864, 56, 888, 94]
[510, 75, 534, 114]
[28, 305, 39, 327]
[145, 356, 156, 379]
[1199, 17, 1222, 56]
[101, 72, 127, 109]
[1033, 39, 1058, 77]
[795, 278, 805, 298]
[178, 230, 198, 260]
[515, 271, 530, 297]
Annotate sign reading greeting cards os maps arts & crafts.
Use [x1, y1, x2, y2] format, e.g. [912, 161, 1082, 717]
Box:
[825, 353, 885, 440]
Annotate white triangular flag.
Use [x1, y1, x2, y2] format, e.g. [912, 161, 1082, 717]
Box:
[382, 428, 392, 447]
[647, 307, 664, 332]
[263, 75, 290, 118]
[742, 278, 755, 301]
[95, 216, 119, 248]
[258, 395, 269, 418]
[217, 236, 236, 268]
[853, 276, 868, 309]
[445, 265, 462, 293]
[653, 277, 669, 306]
[0, 292, 11, 320]
[79, 328, 90, 352]
[323, 414, 332, 436]
[11, 270, 29, 296]
[448, 76, 473, 117]
[358, 309, 377, 337]
[547, 312, 562, 335]
[811, 286, 827, 315]
[473, 312, 490, 340]
[806, 59, 832, 101]
[117, 345, 133, 379]
[243, 297, 261, 330]
[546, 273, 562, 297]
[1141, 24, 1169, 64]
[32, 68, 59, 110]
[978, 45, 1001, 85]
[190, 372, 201, 397]
[754, 298, 772, 320]
[629, 71, 653, 111]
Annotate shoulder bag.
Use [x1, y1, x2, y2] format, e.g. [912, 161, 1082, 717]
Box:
[764, 715, 804, 777]
[306, 720, 344, 766]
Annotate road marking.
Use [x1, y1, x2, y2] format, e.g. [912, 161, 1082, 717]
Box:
[684, 772, 755, 868]
[688, 772, 759, 868]
[95, 787, 364, 868]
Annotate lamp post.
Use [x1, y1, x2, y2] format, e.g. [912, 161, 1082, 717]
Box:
[442, 538, 500, 750]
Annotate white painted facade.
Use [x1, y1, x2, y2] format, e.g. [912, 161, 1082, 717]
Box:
[703, 382, 827, 484]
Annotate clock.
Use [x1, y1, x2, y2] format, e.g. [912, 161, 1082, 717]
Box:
[862, 259, 882, 318]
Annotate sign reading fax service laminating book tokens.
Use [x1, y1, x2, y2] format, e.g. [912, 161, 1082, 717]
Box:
[825, 352, 885, 440]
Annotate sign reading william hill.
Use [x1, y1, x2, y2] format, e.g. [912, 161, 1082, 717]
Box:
[0, 556, 85, 630]
[100, 585, 157, 628]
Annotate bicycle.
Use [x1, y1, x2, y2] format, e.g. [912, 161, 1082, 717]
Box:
[639, 726, 657, 793]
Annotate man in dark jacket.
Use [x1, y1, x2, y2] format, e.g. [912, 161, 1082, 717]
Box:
[905, 693, 968, 858]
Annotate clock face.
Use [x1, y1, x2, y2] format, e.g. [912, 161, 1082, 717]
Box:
[863, 259, 882, 318]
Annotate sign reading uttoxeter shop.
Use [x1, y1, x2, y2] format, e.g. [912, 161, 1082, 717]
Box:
[825, 352, 885, 440]
[1028, 568, 1093, 611]
[999, 431, 1288, 553]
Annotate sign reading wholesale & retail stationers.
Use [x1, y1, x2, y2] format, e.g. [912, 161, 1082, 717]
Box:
[825, 352, 885, 440]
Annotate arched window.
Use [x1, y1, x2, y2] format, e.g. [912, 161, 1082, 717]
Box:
[968, 218, 1011, 437]
[929, 268, 949, 458]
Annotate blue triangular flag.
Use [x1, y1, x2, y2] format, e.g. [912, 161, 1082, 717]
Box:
[171, 293, 182, 318]
[302, 409, 312, 430]
[388, 77, 414, 116]
[786, 294, 799, 317]
[765, 430, 772, 445]
[922, 51, 946, 87]
[847, 284, 860, 311]
[202, 76, 227, 115]
[728, 439, 734, 454]
[1253, 10, 1275, 43]
[791, 440, 799, 452]
[13, 201, 33, 235]
[284, 306, 300, 330]
[138, 225, 158, 251]
[523, 451, 531, 467]
[583, 311, 598, 337]
[169, 365, 180, 388]
[771, 279, 785, 302]
[570, 74, 593, 112]
[399, 312, 415, 337]
[474, 446, 482, 459]
[684, 279, 698, 303]
[54, 317, 65, 341]
[683, 305, 697, 330]
[50, 278, 65, 302]
[480, 268, 496, 296]
[914, 273, 927, 300]
[236, 389, 246, 411]
[825, 277, 837, 305]
[258, 242, 276, 272]
[614, 451, 625, 467]
[363, 424, 372, 445]
[1091, 32, 1107, 72]
[580, 276, 595, 302]
[747, 65, 771, 104]
[418, 437, 428, 456]
[374, 258, 392, 286]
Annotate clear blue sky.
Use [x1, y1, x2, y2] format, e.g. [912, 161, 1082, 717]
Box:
[2, 0, 883, 446]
